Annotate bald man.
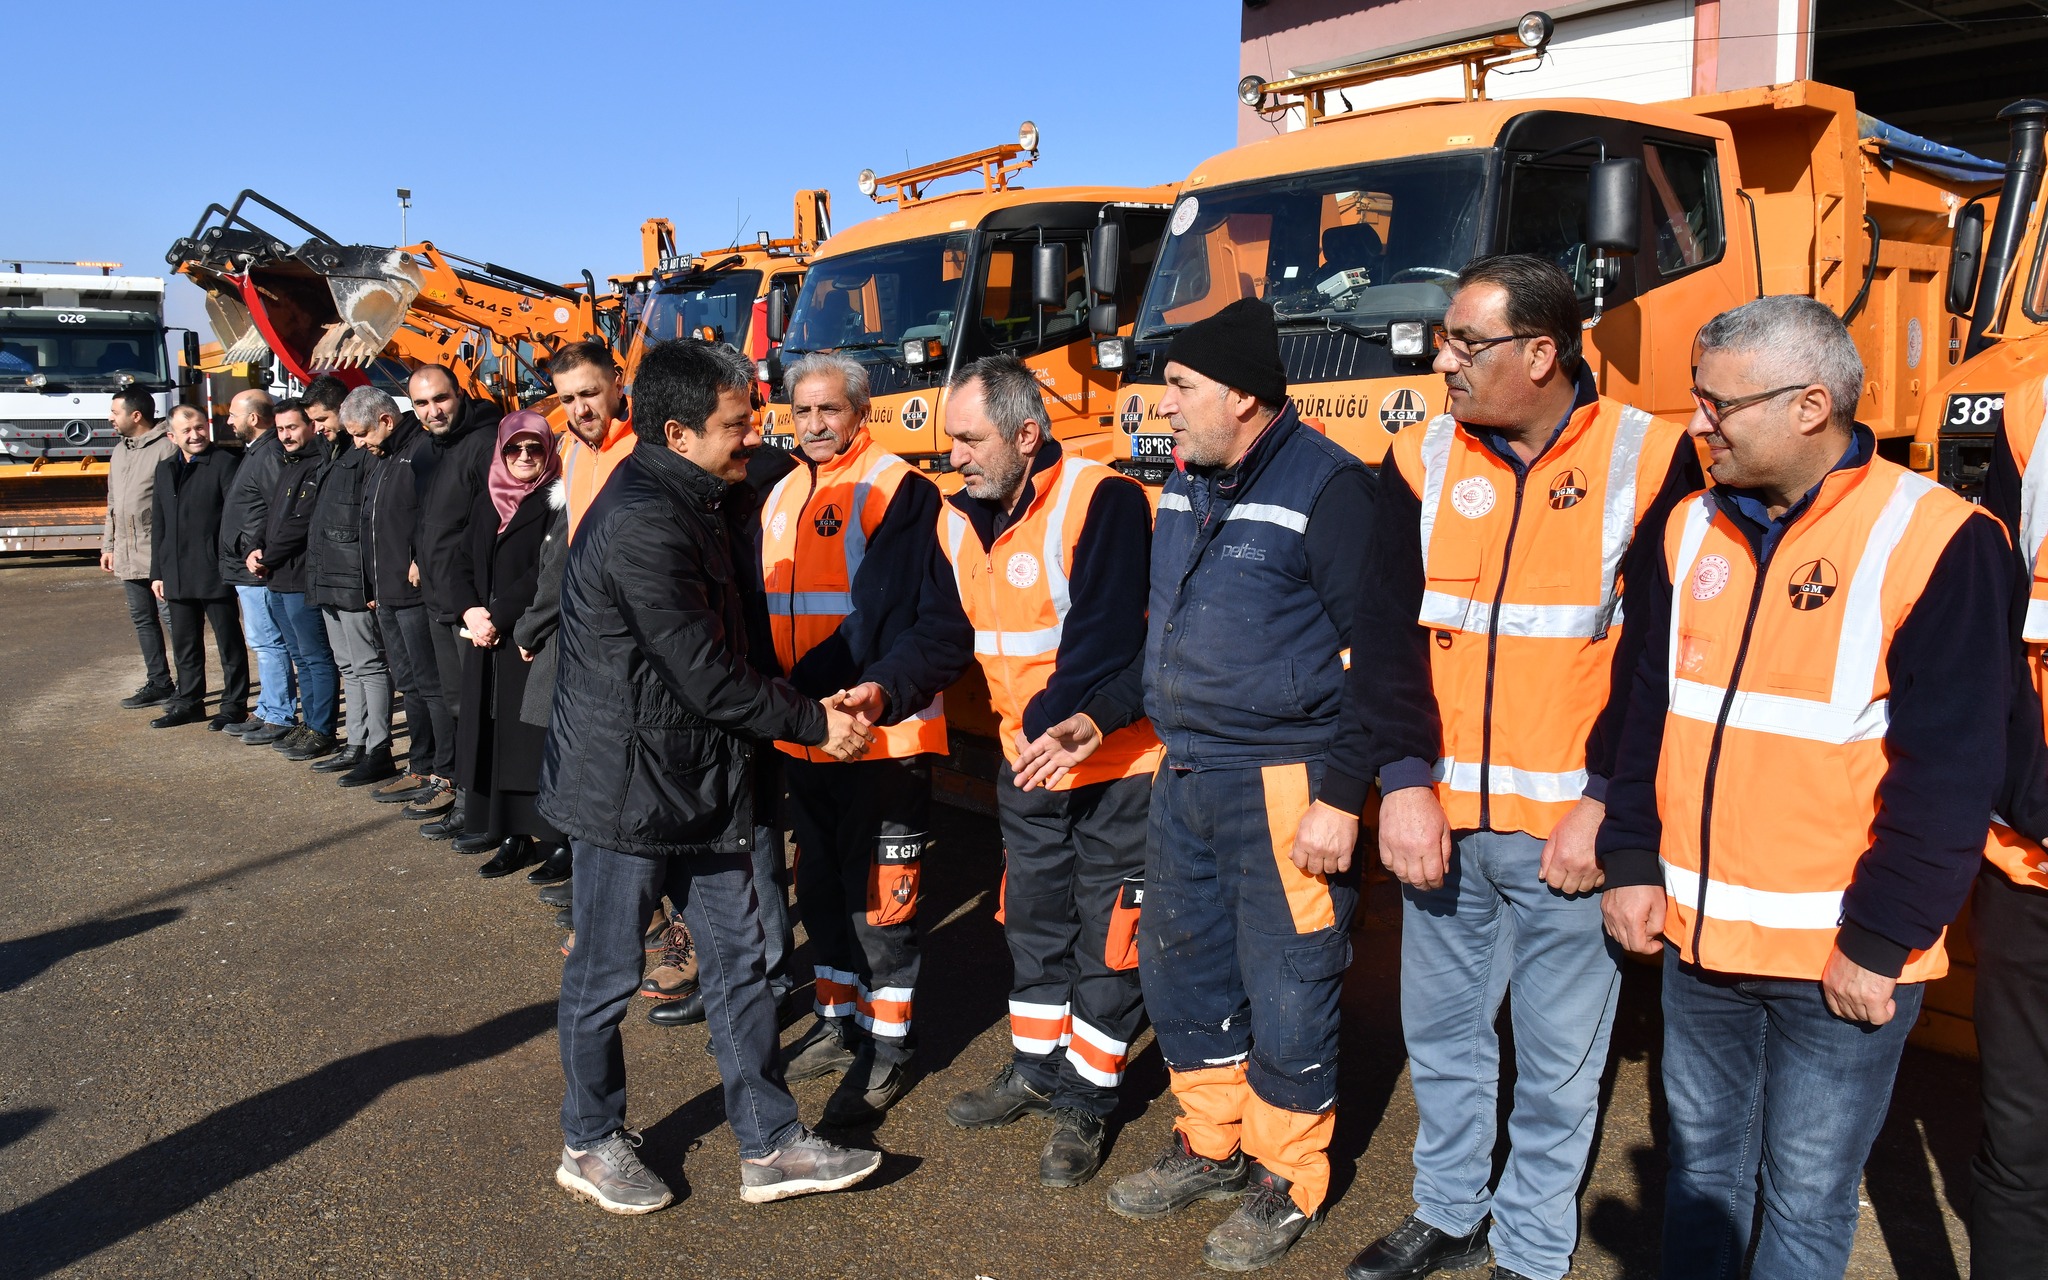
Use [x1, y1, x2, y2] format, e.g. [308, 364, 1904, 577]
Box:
[218, 388, 296, 734]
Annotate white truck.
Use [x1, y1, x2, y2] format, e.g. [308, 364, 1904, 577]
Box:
[0, 269, 177, 551]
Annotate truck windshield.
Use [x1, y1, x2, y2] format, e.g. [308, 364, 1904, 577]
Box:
[781, 234, 971, 355]
[0, 324, 168, 385]
[637, 270, 763, 350]
[1137, 154, 1488, 339]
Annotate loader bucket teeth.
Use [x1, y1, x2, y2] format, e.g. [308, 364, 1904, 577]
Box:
[293, 243, 423, 363]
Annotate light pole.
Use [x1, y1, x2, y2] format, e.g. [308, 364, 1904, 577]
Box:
[397, 188, 412, 244]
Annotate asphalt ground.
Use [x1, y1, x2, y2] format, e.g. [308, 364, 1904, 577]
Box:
[0, 556, 1982, 1279]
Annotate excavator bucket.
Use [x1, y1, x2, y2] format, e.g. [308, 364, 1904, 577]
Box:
[296, 243, 424, 370]
[201, 277, 272, 365]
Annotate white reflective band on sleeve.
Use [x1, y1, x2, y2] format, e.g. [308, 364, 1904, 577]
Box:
[1224, 502, 1309, 533]
[1414, 414, 1457, 567]
[975, 626, 1063, 657]
[1158, 491, 1192, 513]
[1662, 858, 1844, 930]
[1593, 407, 1655, 631]
[764, 591, 854, 617]
[1417, 593, 1614, 638]
[1433, 756, 1588, 803]
[2027, 596, 2048, 644]
[943, 508, 968, 563]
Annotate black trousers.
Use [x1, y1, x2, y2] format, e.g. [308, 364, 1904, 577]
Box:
[996, 765, 1150, 1116]
[787, 755, 930, 1066]
[165, 596, 249, 715]
[377, 603, 452, 775]
[122, 578, 171, 687]
[1972, 865, 2048, 1278]
[429, 620, 463, 727]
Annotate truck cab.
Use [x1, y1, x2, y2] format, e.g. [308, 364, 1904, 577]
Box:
[766, 126, 1171, 477]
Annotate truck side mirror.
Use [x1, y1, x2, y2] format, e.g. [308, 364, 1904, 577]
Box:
[1090, 223, 1121, 300]
[1948, 202, 1987, 315]
[1587, 158, 1642, 255]
[767, 287, 788, 343]
[181, 330, 202, 370]
[1033, 242, 1070, 311]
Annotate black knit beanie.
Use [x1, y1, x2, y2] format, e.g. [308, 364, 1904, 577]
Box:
[1165, 296, 1287, 406]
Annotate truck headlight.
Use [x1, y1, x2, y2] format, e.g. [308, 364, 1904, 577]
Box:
[857, 169, 878, 198]
[1389, 321, 1428, 358]
[26, 373, 47, 389]
[1094, 337, 1128, 371]
[1238, 75, 1267, 108]
[1516, 11, 1554, 49]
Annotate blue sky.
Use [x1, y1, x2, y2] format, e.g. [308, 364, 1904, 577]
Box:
[6, 0, 1241, 340]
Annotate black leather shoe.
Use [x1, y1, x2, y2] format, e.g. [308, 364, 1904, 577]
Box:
[223, 716, 263, 736]
[207, 707, 246, 732]
[553, 906, 574, 929]
[1490, 1269, 1538, 1280]
[479, 836, 539, 878]
[946, 1063, 1053, 1129]
[419, 812, 465, 841]
[284, 731, 338, 761]
[150, 703, 206, 729]
[121, 681, 175, 708]
[242, 720, 296, 746]
[451, 830, 499, 855]
[337, 747, 398, 788]
[1345, 1214, 1490, 1280]
[647, 986, 706, 1026]
[311, 744, 363, 773]
[1040, 1106, 1107, 1188]
[537, 878, 574, 908]
[782, 1016, 858, 1083]
[526, 845, 573, 884]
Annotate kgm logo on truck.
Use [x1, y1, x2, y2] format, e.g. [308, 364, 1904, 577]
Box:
[902, 397, 930, 432]
[1120, 394, 1145, 434]
[1379, 388, 1428, 434]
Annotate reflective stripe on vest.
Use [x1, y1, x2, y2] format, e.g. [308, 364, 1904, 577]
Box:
[1154, 490, 1310, 534]
[2011, 376, 2048, 640]
[945, 459, 1092, 661]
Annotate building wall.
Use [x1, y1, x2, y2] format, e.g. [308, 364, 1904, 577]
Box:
[1238, 0, 1813, 143]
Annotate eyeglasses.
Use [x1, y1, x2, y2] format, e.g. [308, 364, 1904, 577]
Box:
[1431, 326, 1531, 366]
[1688, 384, 1811, 428]
[502, 441, 550, 459]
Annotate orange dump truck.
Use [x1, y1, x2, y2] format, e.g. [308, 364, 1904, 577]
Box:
[1103, 13, 1977, 484]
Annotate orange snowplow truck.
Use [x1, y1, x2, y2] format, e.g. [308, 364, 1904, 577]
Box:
[167, 190, 619, 409]
[614, 190, 830, 394]
[1102, 12, 1976, 482]
[764, 123, 1175, 474]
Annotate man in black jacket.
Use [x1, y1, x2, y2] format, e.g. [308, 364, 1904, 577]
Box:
[217, 389, 294, 736]
[351, 386, 435, 791]
[149, 405, 250, 729]
[296, 377, 383, 766]
[246, 400, 339, 748]
[539, 340, 880, 1216]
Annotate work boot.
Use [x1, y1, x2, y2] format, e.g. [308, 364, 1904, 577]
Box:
[1202, 1164, 1317, 1272]
[527, 844, 574, 884]
[1344, 1213, 1490, 1279]
[1040, 1106, 1107, 1188]
[284, 730, 338, 762]
[311, 743, 362, 773]
[819, 1043, 908, 1127]
[781, 1016, 857, 1083]
[242, 720, 295, 746]
[738, 1126, 881, 1204]
[150, 703, 206, 729]
[121, 680, 175, 708]
[554, 1129, 673, 1216]
[537, 879, 574, 908]
[1490, 1270, 1538, 1280]
[1106, 1132, 1250, 1220]
[418, 811, 465, 841]
[271, 726, 314, 753]
[647, 987, 705, 1026]
[640, 919, 698, 999]
[451, 830, 499, 855]
[207, 706, 246, 732]
[401, 777, 456, 818]
[373, 772, 431, 804]
[945, 1063, 1052, 1129]
[338, 746, 398, 787]
[554, 906, 574, 929]
[480, 836, 541, 878]
[223, 715, 264, 736]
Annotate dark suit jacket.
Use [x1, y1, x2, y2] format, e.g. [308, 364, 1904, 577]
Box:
[150, 447, 242, 600]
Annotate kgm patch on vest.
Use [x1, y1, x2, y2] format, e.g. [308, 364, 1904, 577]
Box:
[1787, 558, 1838, 610]
[813, 504, 843, 536]
[1450, 476, 1495, 518]
[1006, 552, 1040, 588]
[1548, 467, 1588, 509]
[1691, 553, 1730, 600]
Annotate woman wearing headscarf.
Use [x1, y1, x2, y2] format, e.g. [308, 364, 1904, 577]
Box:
[455, 410, 568, 877]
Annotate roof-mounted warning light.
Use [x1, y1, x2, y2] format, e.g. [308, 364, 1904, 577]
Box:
[1240, 11, 1554, 125]
[859, 121, 1042, 208]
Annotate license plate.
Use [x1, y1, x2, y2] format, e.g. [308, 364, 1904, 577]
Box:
[1942, 393, 2004, 434]
[1131, 433, 1174, 460]
[763, 433, 794, 451]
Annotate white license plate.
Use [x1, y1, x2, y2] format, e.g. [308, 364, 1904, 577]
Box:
[1131, 433, 1174, 460]
[763, 433, 794, 451]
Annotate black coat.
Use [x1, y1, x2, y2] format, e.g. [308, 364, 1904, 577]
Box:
[416, 397, 504, 624]
[306, 435, 371, 611]
[218, 431, 284, 586]
[257, 441, 326, 595]
[455, 483, 562, 797]
[150, 447, 242, 600]
[537, 443, 828, 857]
[362, 415, 435, 609]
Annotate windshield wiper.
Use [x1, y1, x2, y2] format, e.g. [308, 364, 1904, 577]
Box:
[1276, 316, 1390, 343]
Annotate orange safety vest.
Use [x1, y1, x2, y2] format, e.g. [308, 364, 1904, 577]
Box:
[1385, 396, 1684, 838]
[561, 415, 635, 541]
[1657, 455, 1986, 981]
[1993, 375, 2048, 887]
[759, 430, 948, 763]
[941, 454, 1163, 789]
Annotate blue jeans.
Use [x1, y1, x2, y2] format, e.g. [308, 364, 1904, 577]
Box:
[237, 584, 296, 724]
[1660, 946, 1922, 1280]
[559, 841, 801, 1158]
[268, 590, 338, 736]
[1401, 828, 1620, 1280]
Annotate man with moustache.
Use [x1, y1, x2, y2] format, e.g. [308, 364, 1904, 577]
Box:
[102, 386, 178, 707]
[216, 389, 295, 736]
[245, 399, 339, 750]
[553, 341, 634, 536]
[148, 405, 250, 730]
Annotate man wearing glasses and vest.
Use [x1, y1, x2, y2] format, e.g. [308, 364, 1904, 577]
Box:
[1956, 372, 2048, 1278]
[1308, 255, 1698, 1280]
[761, 352, 971, 1127]
[932, 354, 1161, 1189]
[1093, 297, 1373, 1272]
[1599, 295, 2011, 1279]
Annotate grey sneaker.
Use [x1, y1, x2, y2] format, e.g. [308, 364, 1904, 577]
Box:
[554, 1129, 674, 1215]
[1106, 1131, 1250, 1219]
[739, 1126, 882, 1203]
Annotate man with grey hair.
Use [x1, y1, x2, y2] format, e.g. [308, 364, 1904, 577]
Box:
[290, 384, 387, 765]
[760, 350, 971, 1127]
[941, 352, 1161, 1190]
[1598, 294, 2012, 1279]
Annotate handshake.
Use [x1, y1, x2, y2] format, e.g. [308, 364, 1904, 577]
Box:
[818, 682, 885, 761]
